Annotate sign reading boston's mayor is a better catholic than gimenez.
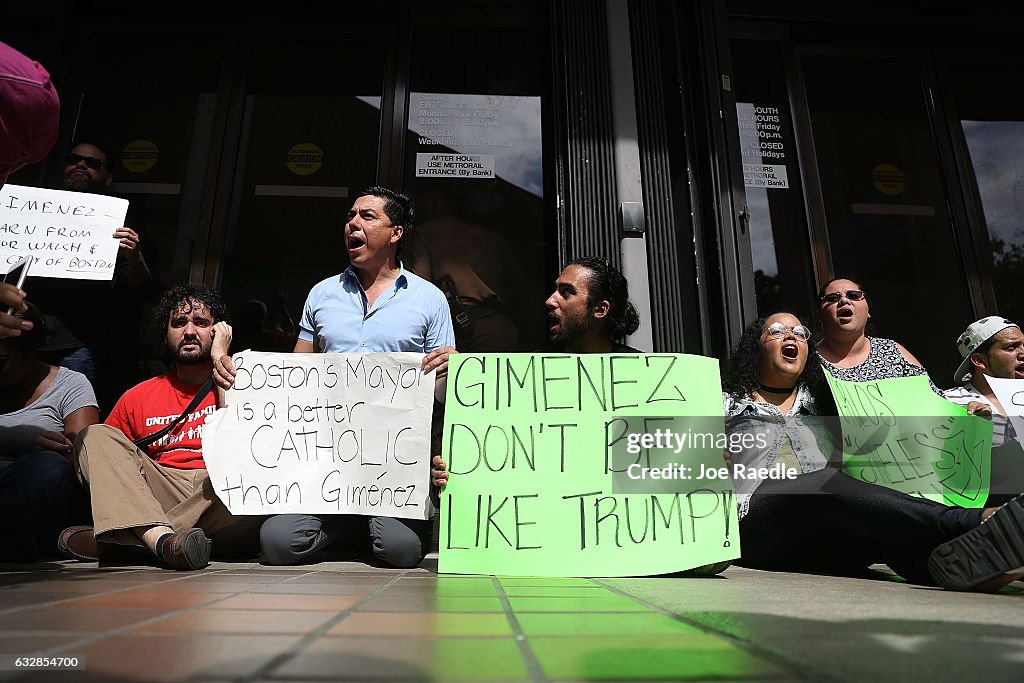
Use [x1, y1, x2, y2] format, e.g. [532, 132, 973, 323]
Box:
[202, 351, 435, 520]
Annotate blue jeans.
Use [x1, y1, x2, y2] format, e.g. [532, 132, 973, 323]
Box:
[0, 451, 89, 561]
[58, 346, 95, 382]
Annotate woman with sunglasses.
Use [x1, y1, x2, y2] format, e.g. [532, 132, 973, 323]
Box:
[724, 312, 1024, 591]
[815, 277, 928, 381]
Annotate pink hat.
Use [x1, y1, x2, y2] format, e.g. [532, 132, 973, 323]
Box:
[0, 41, 60, 184]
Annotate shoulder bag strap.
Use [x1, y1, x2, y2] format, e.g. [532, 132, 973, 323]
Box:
[133, 377, 215, 449]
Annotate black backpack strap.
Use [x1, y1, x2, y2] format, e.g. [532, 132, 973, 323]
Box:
[439, 276, 472, 332]
[133, 377, 215, 450]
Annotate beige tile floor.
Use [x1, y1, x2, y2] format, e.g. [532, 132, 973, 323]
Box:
[0, 558, 791, 682]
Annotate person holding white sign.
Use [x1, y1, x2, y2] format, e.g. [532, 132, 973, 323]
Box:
[215, 186, 456, 568]
[59, 284, 254, 570]
[32, 140, 153, 411]
[943, 316, 1024, 447]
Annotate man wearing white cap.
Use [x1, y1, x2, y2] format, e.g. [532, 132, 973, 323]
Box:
[943, 316, 1024, 448]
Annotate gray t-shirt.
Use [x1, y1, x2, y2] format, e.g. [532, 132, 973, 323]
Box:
[0, 366, 97, 463]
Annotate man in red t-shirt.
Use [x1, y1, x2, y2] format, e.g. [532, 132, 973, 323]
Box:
[59, 284, 246, 569]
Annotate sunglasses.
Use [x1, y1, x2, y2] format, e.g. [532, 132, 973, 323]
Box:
[65, 153, 105, 170]
[764, 322, 811, 341]
[820, 289, 866, 305]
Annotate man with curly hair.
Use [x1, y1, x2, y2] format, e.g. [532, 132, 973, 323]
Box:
[58, 284, 250, 570]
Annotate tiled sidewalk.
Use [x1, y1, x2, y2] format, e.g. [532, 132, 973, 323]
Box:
[0, 559, 790, 682]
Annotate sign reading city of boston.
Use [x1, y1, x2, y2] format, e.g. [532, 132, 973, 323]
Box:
[202, 351, 434, 519]
[439, 353, 739, 577]
[0, 184, 128, 280]
[825, 371, 992, 507]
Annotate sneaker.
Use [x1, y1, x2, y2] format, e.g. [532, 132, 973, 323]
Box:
[157, 528, 212, 571]
[928, 495, 1024, 591]
[57, 526, 98, 562]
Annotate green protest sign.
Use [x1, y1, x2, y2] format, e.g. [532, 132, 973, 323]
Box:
[439, 353, 739, 577]
[825, 371, 992, 507]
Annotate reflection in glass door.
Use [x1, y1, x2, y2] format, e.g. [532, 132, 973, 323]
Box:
[801, 55, 972, 382]
[730, 39, 817, 320]
[951, 64, 1024, 326]
[403, 23, 549, 352]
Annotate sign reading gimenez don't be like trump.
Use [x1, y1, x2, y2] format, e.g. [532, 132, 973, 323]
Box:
[202, 351, 435, 519]
[439, 353, 739, 577]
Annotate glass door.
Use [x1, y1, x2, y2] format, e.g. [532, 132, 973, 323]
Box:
[947, 60, 1024, 327]
[208, 30, 389, 351]
[798, 52, 974, 381]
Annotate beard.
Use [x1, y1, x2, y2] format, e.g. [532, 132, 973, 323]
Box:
[63, 172, 101, 193]
[173, 342, 212, 366]
[548, 315, 587, 344]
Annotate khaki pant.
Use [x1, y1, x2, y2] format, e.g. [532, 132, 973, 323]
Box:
[73, 424, 261, 555]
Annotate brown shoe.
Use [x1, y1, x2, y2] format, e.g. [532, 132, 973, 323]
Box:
[58, 526, 98, 562]
[158, 528, 212, 570]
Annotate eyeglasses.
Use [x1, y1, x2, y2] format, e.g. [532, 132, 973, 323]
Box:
[764, 322, 811, 341]
[820, 289, 866, 305]
[64, 153, 105, 170]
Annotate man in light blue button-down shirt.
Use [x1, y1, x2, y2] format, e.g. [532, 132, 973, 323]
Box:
[258, 186, 455, 568]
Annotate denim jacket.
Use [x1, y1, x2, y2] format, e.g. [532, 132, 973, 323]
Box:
[723, 385, 833, 519]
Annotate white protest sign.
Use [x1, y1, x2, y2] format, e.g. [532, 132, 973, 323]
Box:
[985, 377, 1024, 437]
[202, 351, 435, 519]
[0, 184, 128, 280]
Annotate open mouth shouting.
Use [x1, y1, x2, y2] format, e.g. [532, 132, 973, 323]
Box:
[781, 342, 800, 361]
[836, 305, 855, 323]
[347, 233, 366, 256]
[1015, 362, 1024, 379]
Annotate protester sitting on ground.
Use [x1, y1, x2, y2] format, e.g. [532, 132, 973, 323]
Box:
[724, 311, 1024, 592]
[0, 304, 96, 561]
[943, 316, 1024, 505]
[815, 277, 930, 382]
[59, 284, 259, 570]
[943, 316, 1024, 446]
[212, 185, 455, 569]
[431, 257, 733, 576]
[32, 140, 154, 415]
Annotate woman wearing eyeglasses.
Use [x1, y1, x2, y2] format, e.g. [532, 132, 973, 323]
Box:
[723, 311, 1024, 591]
[816, 277, 928, 381]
